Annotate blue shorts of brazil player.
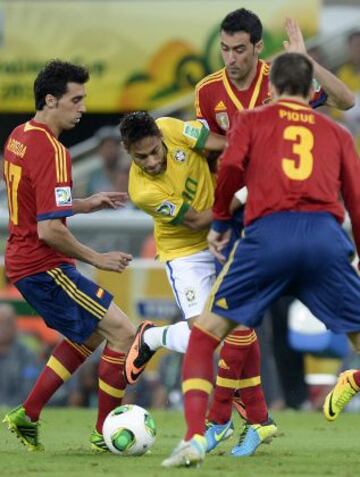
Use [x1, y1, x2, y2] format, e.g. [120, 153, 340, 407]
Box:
[15, 264, 113, 344]
[210, 211, 360, 334]
[214, 207, 244, 275]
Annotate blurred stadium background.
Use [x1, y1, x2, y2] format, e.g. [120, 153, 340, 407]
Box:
[0, 0, 360, 414]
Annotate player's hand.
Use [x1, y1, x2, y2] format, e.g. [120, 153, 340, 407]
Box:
[283, 17, 307, 55]
[94, 251, 133, 272]
[207, 228, 231, 263]
[85, 192, 129, 213]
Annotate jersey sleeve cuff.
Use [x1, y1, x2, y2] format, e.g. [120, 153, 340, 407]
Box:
[212, 219, 232, 232]
[310, 89, 328, 109]
[170, 202, 190, 225]
[37, 209, 73, 221]
[194, 125, 210, 150]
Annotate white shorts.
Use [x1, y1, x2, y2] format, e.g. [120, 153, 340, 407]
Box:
[165, 249, 216, 320]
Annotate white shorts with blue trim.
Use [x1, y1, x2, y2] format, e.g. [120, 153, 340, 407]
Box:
[166, 249, 216, 320]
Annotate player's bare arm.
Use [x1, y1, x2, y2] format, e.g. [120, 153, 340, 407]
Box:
[37, 219, 132, 272]
[72, 191, 128, 214]
[182, 207, 213, 231]
[283, 17, 354, 110]
[203, 131, 226, 151]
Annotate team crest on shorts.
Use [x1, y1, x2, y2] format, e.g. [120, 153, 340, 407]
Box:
[96, 287, 104, 299]
[185, 287, 196, 303]
[215, 112, 229, 131]
[174, 149, 186, 163]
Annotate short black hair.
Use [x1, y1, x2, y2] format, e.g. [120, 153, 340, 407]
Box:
[270, 53, 313, 98]
[221, 8, 262, 44]
[120, 112, 161, 148]
[34, 59, 89, 110]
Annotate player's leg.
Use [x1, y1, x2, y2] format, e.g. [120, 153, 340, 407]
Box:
[323, 331, 360, 421]
[125, 250, 215, 384]
[230, 336, 277, 456]
[3, 268, 103, 450]
[155, 250, 216, 353]
[163, 224, 286, 467]
[3, 265, 135, 451]
[25, 333, 101, 419]
[90, 301, 135, 451]
[288, 213, 360, 421]
[162, 311, 236, 468]
[207, 234, 273, 454]
[205, 326, 255, 453]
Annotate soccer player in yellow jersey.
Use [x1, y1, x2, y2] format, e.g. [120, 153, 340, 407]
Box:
[122, 113, 224, 358]
[127, 115, 218, 265]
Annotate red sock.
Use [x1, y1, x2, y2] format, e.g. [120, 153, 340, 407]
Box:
[24, 339, 91, 421]
[183, 324, 220, 441]
[207, 330, 256, 424]
[96, 346, 127, 434]
[239, 336, 268, 424]
[350, 370, 360, 389]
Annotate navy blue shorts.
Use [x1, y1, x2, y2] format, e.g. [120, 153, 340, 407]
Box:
[15, 264, 113, 344]
[215, 207, 244, 275]
[209, 211, 360, 334]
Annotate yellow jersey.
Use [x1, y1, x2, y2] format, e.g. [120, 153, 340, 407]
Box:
[129, 117, 214, 261]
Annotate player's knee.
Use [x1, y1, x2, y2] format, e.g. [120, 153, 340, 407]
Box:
[98, 304, 135, 352]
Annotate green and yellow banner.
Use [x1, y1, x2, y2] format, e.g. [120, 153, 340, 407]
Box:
[0, 0, 321, 112]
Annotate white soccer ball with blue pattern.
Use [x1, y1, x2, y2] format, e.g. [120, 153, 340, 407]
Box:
[102, 404, 156, 456]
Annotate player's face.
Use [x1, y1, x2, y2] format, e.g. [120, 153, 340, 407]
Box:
[220, 31, 263, 82]
[54, 82, 87, 130]
[130, 135, 167, 176]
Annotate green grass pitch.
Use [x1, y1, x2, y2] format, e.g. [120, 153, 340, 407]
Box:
[1, 408, 359, 477]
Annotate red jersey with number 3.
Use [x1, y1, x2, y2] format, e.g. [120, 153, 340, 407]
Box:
[3, 119, 74, 283]
[195, 60, 327, 133]
[213, 99, 360, 255]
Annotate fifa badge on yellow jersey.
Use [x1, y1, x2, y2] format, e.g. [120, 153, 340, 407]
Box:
[156, 200, 176, 217]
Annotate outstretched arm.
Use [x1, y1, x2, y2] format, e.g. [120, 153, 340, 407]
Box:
[72, 192, 128, 214]
[37, 219, 132, 272]
[283, 17, 355, 110]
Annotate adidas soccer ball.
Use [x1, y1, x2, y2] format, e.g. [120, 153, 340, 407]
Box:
[102, 405, 156, 456]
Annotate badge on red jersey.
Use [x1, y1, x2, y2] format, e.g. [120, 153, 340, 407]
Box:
[55, 186, 72, 207]
[215, 112, 230, 131]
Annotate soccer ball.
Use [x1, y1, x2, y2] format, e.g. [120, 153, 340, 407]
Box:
[102, 404, 156, 456]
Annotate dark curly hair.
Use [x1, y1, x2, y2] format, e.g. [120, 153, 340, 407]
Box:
[120, 111, 161, 148]
[34, 59, 89, 110]
[221, 8, 262, 45]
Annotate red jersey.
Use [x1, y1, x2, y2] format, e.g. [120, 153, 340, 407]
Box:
[3, 119, 75, 283]
[195, 60, 327, 134]
[213, 99, 360, 255]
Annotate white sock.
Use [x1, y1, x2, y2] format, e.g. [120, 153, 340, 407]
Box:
[143, 321, 191, 353]
[163, 321, 191, 353]
[143, 325, 167, 351]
